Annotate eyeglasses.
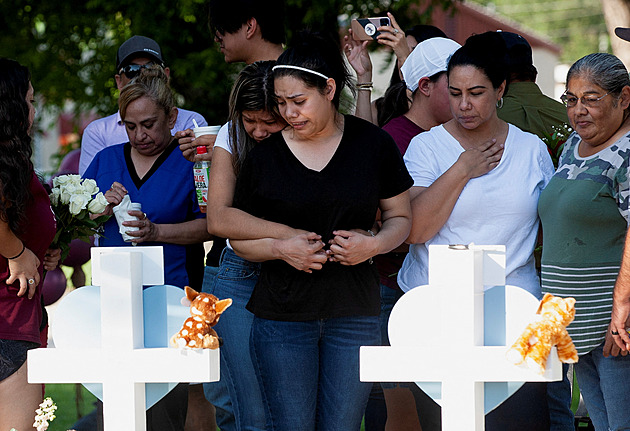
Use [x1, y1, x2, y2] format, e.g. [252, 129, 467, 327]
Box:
[560, 92, 610, 108]
[118, 63, 160, 79]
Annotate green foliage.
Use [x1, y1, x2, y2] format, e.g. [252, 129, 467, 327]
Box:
[0, 0, 455, 128]
[469, 0, 608, 64]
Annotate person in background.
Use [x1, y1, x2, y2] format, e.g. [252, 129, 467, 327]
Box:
[174, 2, 287, 429]
[79, 35, 207, 175]
[0, 57, 61, 431]
[230, 31, 412, 431]
[344, 15, 447, 126]
[399, 32, 554, 430]
[197, 60, 295, 431]
[346, 36, 460, 431]
[538, 52, 630, 431]
[208, 0, 284, 65]
[493, 30, 574, 431]
[496, 31, 568, 164]
[83, 65, 213, 431]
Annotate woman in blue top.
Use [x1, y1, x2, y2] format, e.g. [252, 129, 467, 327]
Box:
[83, 65, 212, 431]
[84, 66, 211, 289]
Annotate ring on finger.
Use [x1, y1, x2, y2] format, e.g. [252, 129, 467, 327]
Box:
[394, 29, 399, 34]
[28, 278, 35, 285]
[612, 330, 620, 335]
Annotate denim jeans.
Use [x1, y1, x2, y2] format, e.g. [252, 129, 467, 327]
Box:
[202, 249, 265, 431]
[251, 315, 380, 431]
[574, 342, 630, 431]
[547, 363, 575, 431]
[201, 265, 236, 431]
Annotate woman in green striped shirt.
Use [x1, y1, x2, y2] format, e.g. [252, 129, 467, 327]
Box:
[538, 52, 630, 431]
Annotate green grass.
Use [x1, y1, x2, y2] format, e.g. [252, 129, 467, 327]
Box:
[44, 384, 98, 431]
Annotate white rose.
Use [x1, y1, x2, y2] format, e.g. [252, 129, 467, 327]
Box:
[68, 193, 90, 215]
[88, 192, 109, 214]
[59, 183, 79, 205]
[66, 174, 82, 185]
[81, 178, 98, 196]
[53, 174, 81, 188]
[50, 188, 60, 206]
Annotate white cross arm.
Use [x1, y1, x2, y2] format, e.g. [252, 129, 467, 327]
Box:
[360, 345, 562, 383]
[28, 347, 219, 384]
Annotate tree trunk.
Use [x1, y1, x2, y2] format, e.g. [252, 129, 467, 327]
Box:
[601, 0, 630, 69]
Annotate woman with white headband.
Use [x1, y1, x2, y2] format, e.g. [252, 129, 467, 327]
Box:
[229, 31, 413, 430]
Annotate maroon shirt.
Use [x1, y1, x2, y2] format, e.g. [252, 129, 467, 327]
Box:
[378, 116, 425, 289]
[0, 171, 56, 344]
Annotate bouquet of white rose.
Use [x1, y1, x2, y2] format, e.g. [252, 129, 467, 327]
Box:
[49, 174, 110, 261]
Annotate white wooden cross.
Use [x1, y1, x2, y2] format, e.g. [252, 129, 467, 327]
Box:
[28, 247, 220, 431]
[360, 244, 562, 431]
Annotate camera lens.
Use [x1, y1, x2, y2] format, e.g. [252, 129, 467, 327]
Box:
[380, 18, 389, 26]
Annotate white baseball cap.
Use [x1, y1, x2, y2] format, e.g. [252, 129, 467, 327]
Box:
[401, 37, 461, 92]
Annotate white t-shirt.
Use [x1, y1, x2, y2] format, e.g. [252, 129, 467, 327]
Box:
[398, 123, 554, 297]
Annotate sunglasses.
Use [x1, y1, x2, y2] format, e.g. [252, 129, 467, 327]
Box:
[118, 63, 161, 79]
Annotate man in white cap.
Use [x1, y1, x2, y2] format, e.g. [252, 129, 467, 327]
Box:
[384, 37, 461, 153]
[79, 35, 207, 176]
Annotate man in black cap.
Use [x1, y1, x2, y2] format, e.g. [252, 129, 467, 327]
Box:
[496, 31, 568, 162]
[496, 30, 574, 431]
[79, 35, 207, 175]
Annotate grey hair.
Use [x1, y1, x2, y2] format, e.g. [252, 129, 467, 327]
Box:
[566, 53, 630, 97]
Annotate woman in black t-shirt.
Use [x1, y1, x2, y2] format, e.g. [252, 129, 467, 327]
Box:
[231, 32, 413, 431]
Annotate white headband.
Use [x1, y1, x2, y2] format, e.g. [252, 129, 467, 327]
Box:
[272, 65, 329, 81]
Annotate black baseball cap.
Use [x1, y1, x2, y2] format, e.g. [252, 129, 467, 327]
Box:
[116, 35, 164, 70]
[497, 31, 533, 72]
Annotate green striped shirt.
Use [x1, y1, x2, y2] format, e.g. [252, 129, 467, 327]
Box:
[538, 132, 630, 355]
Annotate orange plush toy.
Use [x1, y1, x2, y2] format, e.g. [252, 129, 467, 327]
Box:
[170, 286, 232, 349]
[506, 293, 578, 374]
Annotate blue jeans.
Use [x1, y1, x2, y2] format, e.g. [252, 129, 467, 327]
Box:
[201, 265, 236, 431]
[547, 363, 575, 431]
[203, 249, 265, 431]
[574, 342, 630, 431]
[251, 315, 380, 431]
[378, 284, 405, 390]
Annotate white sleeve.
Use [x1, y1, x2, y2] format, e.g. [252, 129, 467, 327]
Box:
[403, 133, 441, 188]
[214, 122, 232, 154]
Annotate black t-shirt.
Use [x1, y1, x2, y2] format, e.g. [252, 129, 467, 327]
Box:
[234, 115, 413, 321]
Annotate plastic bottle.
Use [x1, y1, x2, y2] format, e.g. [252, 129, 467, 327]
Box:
[193, 146, 210, 213]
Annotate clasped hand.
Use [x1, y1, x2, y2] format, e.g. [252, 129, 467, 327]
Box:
[277, 229, 378, 272]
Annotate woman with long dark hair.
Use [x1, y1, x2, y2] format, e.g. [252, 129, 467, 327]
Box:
[0, 58, 59, 430]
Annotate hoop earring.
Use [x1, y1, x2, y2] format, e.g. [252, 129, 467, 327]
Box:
[496, 97, 504, 109]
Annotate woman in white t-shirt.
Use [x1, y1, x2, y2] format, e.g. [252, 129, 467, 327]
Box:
[398, 32, 554, 298]
[398, 31, 555, 431]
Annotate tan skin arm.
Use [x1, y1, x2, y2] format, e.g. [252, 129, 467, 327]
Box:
[606, 227, 630, 353]
[328, 190, 411, 265]
[206, 147, 300, 240]
[99, 182, 213, 245]
[343, 31, 374, 124]
[232, 190, 411, 269]
[0, 218, 40, 299]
